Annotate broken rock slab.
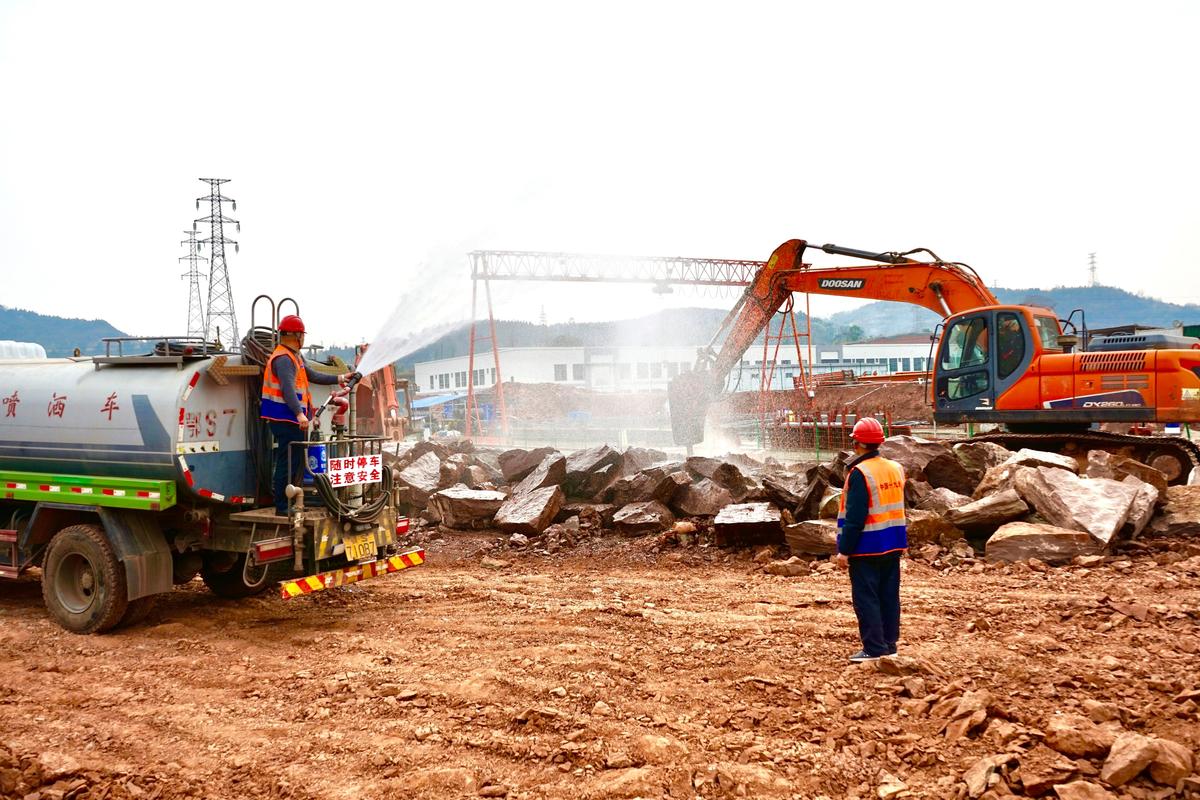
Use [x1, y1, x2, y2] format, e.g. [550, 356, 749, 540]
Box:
[564, 444, 623, 497]
[1014, 466, 1139, 546]
[1122, 474, 1158, 538]
[397, 451, 444, 506]
[1051, 782, 1115, 800]
[796, 475, 829, 520]
[428, 485, 507, 530]
[973, 449, 1080, 499]
[924, 451, 978, 496]
[612, 501, 675, 536]
[606, 467, 686, 508]
[1043, 713, 1118, 759]
[945, 488, 1029, 529]
[714, 502, 782, 546]
[1086, 450, 1169, 503]
[672, 478, 733, 517]
[918, 487, 973, 513]
[498, 447, 558, 483]
[512, 453, 567, 496]
[784, 519, 838, 555]
[987, 521, 1105, 565]
[495, 485, 564, 535]
[686, 457, 751, 500]
[761, 471, 807, 508]
[1099, 731, 1158, 787]
[619, 447, 669, 476]
[556, 502, 616, 528]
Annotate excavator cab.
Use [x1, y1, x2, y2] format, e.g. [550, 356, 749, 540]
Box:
[933, 307, 1041, 421]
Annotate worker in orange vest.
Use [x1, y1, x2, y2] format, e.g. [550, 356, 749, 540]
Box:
[261, 315, 351, 515]
[836, 417, 907, 662]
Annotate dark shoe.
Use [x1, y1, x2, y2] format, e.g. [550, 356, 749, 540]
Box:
[849, 650, 881, 663]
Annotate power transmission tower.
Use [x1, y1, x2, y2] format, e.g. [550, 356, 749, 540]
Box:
[1088, 252, 1098, 287]
[179, 230, 208, 339]
[195, 178, 240, 347]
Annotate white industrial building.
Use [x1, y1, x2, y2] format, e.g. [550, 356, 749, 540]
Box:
[414, 338, 923, 395]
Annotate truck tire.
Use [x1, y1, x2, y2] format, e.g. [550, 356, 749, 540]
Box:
[42, 524, 129, 634]
[201, 553, 288, 599]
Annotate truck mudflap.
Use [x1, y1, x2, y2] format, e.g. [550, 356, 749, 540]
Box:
[279, 548, 425, 599]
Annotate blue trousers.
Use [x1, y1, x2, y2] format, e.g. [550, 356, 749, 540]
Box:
[848, 553, 901, 657]
[269, 421, 305, 515]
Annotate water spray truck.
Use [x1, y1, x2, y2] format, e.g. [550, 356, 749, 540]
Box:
[0, 298, 424, 633]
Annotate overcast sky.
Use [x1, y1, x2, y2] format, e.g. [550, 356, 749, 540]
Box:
[2, 0, 1197, 348]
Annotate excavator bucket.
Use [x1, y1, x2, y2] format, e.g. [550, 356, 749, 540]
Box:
[668, 371, 721, 447]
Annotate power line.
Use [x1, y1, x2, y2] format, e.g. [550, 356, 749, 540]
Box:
[179, 229, 208, 339]
[195, 178, 240, 347]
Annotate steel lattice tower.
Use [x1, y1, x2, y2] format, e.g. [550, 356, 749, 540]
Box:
[179, 230, 208, 339]
[195, 178, 240, 347]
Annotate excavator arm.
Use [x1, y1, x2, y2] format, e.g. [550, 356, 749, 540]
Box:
[669, 238, 998, 447]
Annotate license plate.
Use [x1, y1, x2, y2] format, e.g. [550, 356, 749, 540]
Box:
[343, 532, 377, 562]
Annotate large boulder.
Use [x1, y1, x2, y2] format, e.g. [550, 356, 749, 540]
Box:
[429, 485, 507, 529]
[672, 478, 733, 517]
[397, 451, 444, 506]
[879, 435, 952, 479]
[923, 452, 978, 496]
[761, 472, 807, 508]
[973, 449, 1080, 498]
[796, 474, 830, 520]
[498, 447, 558, 482]
[495, 485, 564, 535]
[713, 502, 783, 545]
[606, 467, 686, 507]
[906, 508, 965, 547]
[1014, 466, 1139, 546]
[945, 489, 1029, 529]
[1043, 713, 1118, 759]
[1148, 738, 1194, 786]
[952, 441, 1011, 483]
[986, 521, 1105, 564]
[1086, 451, 1168, 503]
[686, 457, 751, 500]
[784, 519, 838, 555]
[512, 453, 567, 495]
[564, 444, 623, 497]
[620, 447, 669, 476]
[612, 501, 675, 535]
[1099, 732, 1158, 787]
[917, 487, 973, 514]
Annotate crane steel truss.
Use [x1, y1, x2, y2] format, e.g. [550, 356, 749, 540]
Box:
[464, 250, 813, 443]
[469, 250, 766, 287]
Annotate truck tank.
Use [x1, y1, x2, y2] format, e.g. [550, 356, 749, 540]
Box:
[0, 355, 335, 504]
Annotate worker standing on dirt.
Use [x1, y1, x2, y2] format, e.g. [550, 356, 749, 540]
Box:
[835, 417, 908, 663]
[260, 315, 350, 515]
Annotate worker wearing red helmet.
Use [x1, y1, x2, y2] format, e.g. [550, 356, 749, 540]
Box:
[261, 315, 351, 515]
[836, 416, 908, 663]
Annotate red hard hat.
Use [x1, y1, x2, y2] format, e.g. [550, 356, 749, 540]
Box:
[851, 417, 886, 444]
[279, 315, 306, 334]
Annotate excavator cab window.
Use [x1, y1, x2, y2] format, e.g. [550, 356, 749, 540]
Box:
[997, 312, 1025, 380]
[938, 315, 991, 401]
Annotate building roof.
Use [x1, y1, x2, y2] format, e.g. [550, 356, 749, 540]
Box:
[411, 393, 463, 410]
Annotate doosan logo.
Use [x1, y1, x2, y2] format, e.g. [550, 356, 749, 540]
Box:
[818, 278, 865, 290]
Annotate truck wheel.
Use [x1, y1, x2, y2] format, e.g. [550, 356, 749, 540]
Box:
[42, 524, 129, 634]
[201, 553, 287, 599]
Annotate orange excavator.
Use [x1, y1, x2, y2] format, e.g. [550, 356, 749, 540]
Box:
[669, 239, 1200, 481]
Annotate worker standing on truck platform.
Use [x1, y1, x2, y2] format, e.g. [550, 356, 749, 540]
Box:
[835, 417, 908, 663]
[260, 315, 350, 515]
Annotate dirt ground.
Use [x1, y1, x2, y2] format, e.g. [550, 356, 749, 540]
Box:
[2, 533, 1199, 800]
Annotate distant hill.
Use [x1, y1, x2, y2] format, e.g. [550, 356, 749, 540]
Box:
[0, 305, 126, 356]
[827, 285, 1200, 338]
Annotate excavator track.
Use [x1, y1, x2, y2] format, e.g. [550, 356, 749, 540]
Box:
[953, 431, 1200, 485]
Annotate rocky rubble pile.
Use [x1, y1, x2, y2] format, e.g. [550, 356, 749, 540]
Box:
[0, 742, 199, 800]
[385, 434, 1199, 565]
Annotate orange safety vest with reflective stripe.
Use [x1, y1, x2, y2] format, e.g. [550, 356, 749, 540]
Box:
[836, 456, 908, 557]
[260, 345, 313, 423]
